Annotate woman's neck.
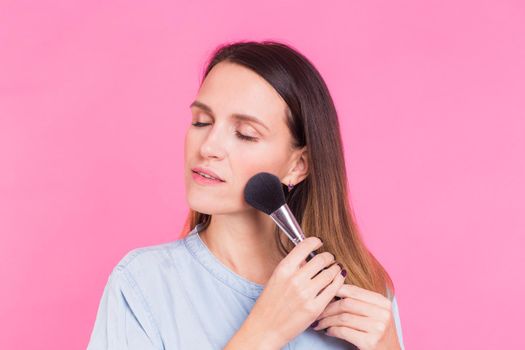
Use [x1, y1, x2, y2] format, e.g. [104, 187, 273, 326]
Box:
[198, 213, 284, 286]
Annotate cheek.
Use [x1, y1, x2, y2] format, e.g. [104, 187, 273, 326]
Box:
[232, 144, 290, 184]
[183, 130, 189, 156]
[184, 129, 203, 155]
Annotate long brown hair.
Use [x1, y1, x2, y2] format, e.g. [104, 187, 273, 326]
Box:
[181, 40, 395, 299]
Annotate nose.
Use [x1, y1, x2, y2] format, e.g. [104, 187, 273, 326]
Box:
[199, 124, 226, 160]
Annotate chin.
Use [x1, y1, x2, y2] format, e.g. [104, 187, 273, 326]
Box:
[186, 193, 247, 215]
[186, 194, 222, 215]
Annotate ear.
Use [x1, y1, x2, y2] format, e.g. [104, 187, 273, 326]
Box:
[283, 146, 309, 186]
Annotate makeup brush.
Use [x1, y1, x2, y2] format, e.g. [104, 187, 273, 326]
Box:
[243, 172, 318, 262]
[244, 171, 343, 302]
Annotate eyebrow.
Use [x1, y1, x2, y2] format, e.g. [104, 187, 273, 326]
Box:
[189, 100, 270, 132]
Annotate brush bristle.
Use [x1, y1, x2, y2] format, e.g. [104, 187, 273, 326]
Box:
[243, 172, 286, 215]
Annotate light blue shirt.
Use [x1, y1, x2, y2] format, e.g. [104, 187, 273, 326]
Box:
[87, 222, 405, 349]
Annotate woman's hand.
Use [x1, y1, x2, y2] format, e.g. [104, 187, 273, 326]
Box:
[311, 284, 401, 350]
[234, 237, 345, 349]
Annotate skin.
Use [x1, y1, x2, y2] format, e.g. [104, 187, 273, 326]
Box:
[184, 61, 401, 350]
[315, 284, 402, 349]
[184, 60, 309, 285]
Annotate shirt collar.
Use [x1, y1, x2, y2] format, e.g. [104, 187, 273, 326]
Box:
[183, 222, 265, 299]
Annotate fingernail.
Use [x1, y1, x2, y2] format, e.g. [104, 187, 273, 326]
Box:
[310, 320, 319, 328]
[341, 269, 347, 277]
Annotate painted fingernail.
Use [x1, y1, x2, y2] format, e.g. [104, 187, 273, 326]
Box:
[310, 320, 319, 328]
[341, 269, 347, 277]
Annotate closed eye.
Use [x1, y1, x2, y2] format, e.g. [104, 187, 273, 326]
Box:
[191, 122, 258, 142]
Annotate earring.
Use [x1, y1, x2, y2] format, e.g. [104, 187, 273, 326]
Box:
[287, 181, 294, 192]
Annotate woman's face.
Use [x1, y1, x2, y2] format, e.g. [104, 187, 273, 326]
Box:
[184, 61, 305, 215]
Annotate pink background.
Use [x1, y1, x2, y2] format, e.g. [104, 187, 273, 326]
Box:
[1, 1, 524, 349]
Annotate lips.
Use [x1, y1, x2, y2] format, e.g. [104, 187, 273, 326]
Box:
[191, 167, 225, 182]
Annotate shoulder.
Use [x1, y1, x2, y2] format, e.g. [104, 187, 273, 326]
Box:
[113, 238, 188, 278]
[386, 287, 405, 350]
[88, 241, 190, 349]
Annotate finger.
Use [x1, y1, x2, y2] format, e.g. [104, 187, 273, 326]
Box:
[325, 325, 367, 349]
[307, 262, 342, 298]
[313, 268, 345, 308]
[297, 251, 336, 280]
[317, 296, 386, 320]
[314, 298, 340, 320]
[334, 284, 391, 310]
[314, 312, 375, 333]
[285, 236, 324, 269]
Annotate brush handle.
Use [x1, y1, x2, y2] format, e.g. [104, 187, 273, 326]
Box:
[305, 251, 317, 262]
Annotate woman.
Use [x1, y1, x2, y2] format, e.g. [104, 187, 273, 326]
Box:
[87, 40, 405, 350]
